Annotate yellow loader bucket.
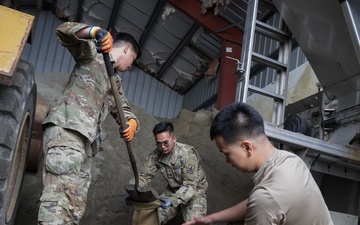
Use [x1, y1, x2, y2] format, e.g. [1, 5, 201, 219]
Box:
[0, 5, 34, 85]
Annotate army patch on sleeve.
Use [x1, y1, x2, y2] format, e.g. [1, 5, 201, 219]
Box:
[187, 164, 195, 174]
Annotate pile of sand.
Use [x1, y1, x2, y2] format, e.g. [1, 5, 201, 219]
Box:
[15, 72, 253, 225]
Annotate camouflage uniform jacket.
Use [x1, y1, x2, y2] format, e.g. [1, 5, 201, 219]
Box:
[42, 22, 139, 150]
[139, 142, 208, 207]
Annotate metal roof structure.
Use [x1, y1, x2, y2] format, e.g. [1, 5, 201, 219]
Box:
[8, 0, 273, 95]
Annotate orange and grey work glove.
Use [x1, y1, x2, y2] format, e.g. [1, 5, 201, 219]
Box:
[119, 119, 137, 142]
[89, 26, 113, 53]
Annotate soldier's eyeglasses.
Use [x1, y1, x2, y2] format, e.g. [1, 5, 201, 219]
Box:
[156, 140, 170, 148]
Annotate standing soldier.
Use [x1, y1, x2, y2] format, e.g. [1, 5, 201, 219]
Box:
[38, 22, 141, 224]
[132, 121, 208, 224]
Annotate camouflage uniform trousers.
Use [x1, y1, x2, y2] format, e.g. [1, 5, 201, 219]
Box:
[38, 126, 92, 225]
[157, 186, 207, 224]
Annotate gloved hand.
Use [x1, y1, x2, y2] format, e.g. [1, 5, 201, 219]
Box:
[119, 119, 137, 141]
[89, 26, 113, 53]
[159, 198, 171, 209]
[124, 195, 131, 206]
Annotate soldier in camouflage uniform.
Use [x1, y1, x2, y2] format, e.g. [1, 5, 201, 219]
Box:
[38, 22, 141, 225]
[138, 121, 208, 224]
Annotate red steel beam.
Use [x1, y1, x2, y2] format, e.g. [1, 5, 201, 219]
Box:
[167, 0, 243, 109]
[166, 0, 243, 45]
[217, 40, 241, 109]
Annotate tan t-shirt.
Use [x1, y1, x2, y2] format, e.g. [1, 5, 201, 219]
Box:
[245, 150, 334, 225]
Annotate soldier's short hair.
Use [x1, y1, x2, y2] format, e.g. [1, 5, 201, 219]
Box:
[113, 32, 141, 59]
[210, 102, 265, 145]
[153, 121, 174, 136]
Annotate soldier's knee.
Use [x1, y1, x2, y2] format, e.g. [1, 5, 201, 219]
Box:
[46, 147, 84, 175]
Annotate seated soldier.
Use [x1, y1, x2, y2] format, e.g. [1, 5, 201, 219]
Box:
[129, 121, 208, 225]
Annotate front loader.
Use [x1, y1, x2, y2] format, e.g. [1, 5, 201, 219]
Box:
[0, 5, 48, 225]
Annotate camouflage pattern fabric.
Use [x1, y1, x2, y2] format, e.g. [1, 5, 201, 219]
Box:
[42, 22, 139, 152]
[139, 142, 208, 224]
[157, 186, 207, 224]
[39, 22, 140, 224]
[38, 126, 92, 225]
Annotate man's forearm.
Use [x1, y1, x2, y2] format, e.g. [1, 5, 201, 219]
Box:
[208, 198, 248, 223]
[75, 26, 91, 38]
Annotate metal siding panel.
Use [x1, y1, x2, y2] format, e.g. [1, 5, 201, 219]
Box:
[141, 74, 153, 109]
[53, 41, 71, 72]
[162, 88, 172, 117]
[22, 43, 31, 61]
[173, 97, 181, 117]
[183, 74, 219, 111]
[22, 11, 75, 74]
[290, 48, 298, 71]
[42, 19, 61, 72]
[299, 49, 307, 65]
[118, 72, 130, 99]
[162, 88, 172, 118]
[154, 84, 164, 116]
[64, 53, 75, 73]
[151, 23, 180, 50]
[36, 14, 57, 72]
[166, 91, 175, 117]
[119, 68, 183, 118]
[133, 69, 145, 104]
[117, 0, 150, 30]
[126, 0, 158, 15]
[170, 91, 181, 117]
[198, 35, 222, 57]
[129, 70, 140, 103]
[28, 12, 46, 71]
[147, 79, 158, 115]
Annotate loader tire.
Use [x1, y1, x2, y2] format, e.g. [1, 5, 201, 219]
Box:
[0, 60, 37, 225]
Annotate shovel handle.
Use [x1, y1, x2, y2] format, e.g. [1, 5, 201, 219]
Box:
[103, 53, 140, 188]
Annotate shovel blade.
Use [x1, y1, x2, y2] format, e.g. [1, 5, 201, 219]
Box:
[125, 184, 159, 203]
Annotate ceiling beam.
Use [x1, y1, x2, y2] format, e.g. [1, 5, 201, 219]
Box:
[139, 0, 166, 46]
[75, 0, 83, 22]
[156, 23, 201, 79]
[107, 0, 122, 31]
[180, 42, 213, 95]
[166, 0, 243, 44]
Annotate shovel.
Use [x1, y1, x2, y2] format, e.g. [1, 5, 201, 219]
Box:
[103, 53, 158, 202]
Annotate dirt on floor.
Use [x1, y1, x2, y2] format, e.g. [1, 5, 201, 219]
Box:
[14, 72, 253, 225]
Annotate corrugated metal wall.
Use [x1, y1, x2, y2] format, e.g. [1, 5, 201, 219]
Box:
[119, 67, 183, 118]
[182, 75, 219, 111]
[21, 10, 183, 118]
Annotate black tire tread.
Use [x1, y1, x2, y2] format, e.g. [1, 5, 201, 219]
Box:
[0, 60, 36, 225]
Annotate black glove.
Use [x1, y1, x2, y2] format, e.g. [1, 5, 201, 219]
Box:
[124, 195, 131, 206]
[89, 26, 113, 53]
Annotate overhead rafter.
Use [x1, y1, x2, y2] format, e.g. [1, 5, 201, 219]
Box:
[166, 0, 243, 44]
[75, 0, 83, 22]
[139, 0, 166, 47]
[180, 42, 213, 95]
[107, 0, 122, 31]
[156, 23, 201, 79]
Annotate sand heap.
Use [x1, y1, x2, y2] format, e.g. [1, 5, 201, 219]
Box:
[15, 72, 253, 225]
